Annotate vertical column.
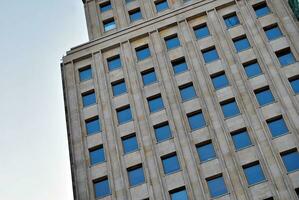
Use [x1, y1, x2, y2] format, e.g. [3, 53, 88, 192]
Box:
[141, 0, 155, 19]
[112, 0, 129, 29]
[84, 0, 101, 40]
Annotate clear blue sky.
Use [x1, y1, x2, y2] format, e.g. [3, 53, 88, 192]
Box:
[0, 1, 88, 199]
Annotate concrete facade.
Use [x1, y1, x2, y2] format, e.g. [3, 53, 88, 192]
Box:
[61, 0, 299, 199]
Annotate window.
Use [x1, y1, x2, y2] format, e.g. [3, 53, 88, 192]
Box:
[136, 45, 151, 61]
[253, 2, 271, 18]
[187, 111, 206, 131]
[86, 117, 101, 135]
[233, 36, 251, 52]
[141, 69, 157, 85]
[94, 178, 111, 198]
[243, 60, 262, 78]
[112, 80, 127, 96]
[276, 48, 296, 67]
[155, 0, 169, 12]
[264, 24, 283, 41]
[231, 129, 252, 151]
[179, 83, 197, 101]
[82, 91, 96, 107]
[171, 57, 188, 74]
[147, 95, 164, 112]
[129, 8, 142, 22]
[211, 72, 229, 90]
[117, 106, 133, 124]
[154, 122, 172, 142]
[194, 23, 210, 39]
[224, 13, 240, 28]
[165, 34, 180, 50]
[220, 99, 240, 118]
[254, 87, 275, 106]
[281, 150, 299, 172]
[107, 55, 122, 71]
[202, 47, 219, 63]
[264, 198, 274, 200]
[99, 1, 112, 12]
[127, 165, 145, 186]
[79, 66, 92, 81]
[125, 0, 134, 3]
[289, 76, 299, 94]
[243, 162, 266, 185]
[206, 175, 228, 198]
[296, 188, 299, 198]
[103, 18, 116, 32]
[122, 134, 138, 154]
[89, 145, 105, 165]
[162, 153, 180, 174]
[267, 116, 288, 137]
[170, 187, 188, 200]
[196, 141, 216, 162]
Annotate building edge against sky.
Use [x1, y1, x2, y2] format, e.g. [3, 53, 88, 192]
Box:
[61, 0, 299, 200]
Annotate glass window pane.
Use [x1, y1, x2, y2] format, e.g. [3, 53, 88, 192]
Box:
[155, 0, 169, 12]
[281, 151, 299, 172]
[86, 118, 101, 135]
[122, 134, 138, 154]
[99, 2, 112, 12]
[202, 47, 219, 63]
[290, 78, 299, 94]
[170, 188, 188, 200]
[254, 3, 270, 17]
[165, 35, 180, 49]
[234, 37, 251, 52]
[180, 84, 197, 101]
[231, 130, 252, 150]
[224, 14, 240, 28]
[148, 96, 164, 112]
[142, 69, 157, 85]
[128, 166, 145, 186]
[207, 176, 228, 198]
[162, 154, 180, 174]
[196, 142, 216, 162]
[136, 45, 151, 61]
[221, 100, 240, 118]
[117, 106, 133, 124]
[107, 55, 122, 71]
[129, 9, 142, 22]
[265, 25, 283, 41]
[172, 58, 188, 74]
[243, 163, 266, 185]
[188, 112, 206, 131]
[243, 61, 262, 78]
[79, 67, 92, 81]
[154, 123, 172, 142]
[94, 178, 111, 198]
[194, 24, 210, 39]
[104, 19, 116, 31]
[82, 91, 96, 107]
[255, 88, 275, 106]
[267, 117, 288, 137]
[276, 50, 296, 67]
[112, 80, 127, 96]
[211, 73, 229, 90]
[90, 146, 105, 165]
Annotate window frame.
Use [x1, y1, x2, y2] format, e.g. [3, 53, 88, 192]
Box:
[206, 174, 228, 198]
[220, 98, 241, 119]
[122, 133, 139, 154]
[93, 177, 111, 198]
[154, 122, 172, 143]
[116, 105, 133, 124]
[179, 83, 197, 102]
[89, 145, 105, 165]
[231, 128, 253, 151]
[135, 44, 151, 61]
[79, 65, 92, 82]
[161, 153, 181, 175]
[254, 86, 275, 107]
[127, 165, 145, 187]
[242, 161, 266, 186]
[164, 34, 181, 50]
[147, 94, 165, 113]
[111, 79, 127, 96]
[266, 115, 289, 138]
[103, 18, 116, 32]
[187, 110, 206, 131]
[196, 140, 217, 163]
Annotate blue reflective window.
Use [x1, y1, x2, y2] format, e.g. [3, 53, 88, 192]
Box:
[170, 188, 188, 200]
[276, 49, 296, 67]
[243, 163, 266, 185]
[122, 134, 138, 154]
[221, 99, 240, 118]
[231, 129, 252, 150]
[142, 69, 157, 85]
[86, 117, 101, 135]
[128, 166, 145, 186]
[162, 154, 180, 174]
[103, 18, 116, 31]
[194, 24, 210, 39]
[211, 72, 229, 90]
[202, 47, 219, 63]
[196, 141, 216, 162]
[79, 66, 92, 82]
[129, 9, 142, 22]
[117, 106, 133, 124]
[94, 178, 111, 198]
[281, 151, 299, 172]
[254, 2, 271, 18]
[233, 36, 251, 52]
[148, 95, 164, 113]
[82, 91, 96, 107]
[107, 55, 122, 71]
[99, 1, 112, 12]
[290, 77, 299, 94]
[179, 84, 197, 101]
[165, 35, 180, 50]
[171, 57, 188, 74]
[187, 111, 206, 131]
[154, 123, 172, 142]
[207, 176, 228, 198]
[267, 116, 289, 137]
[264, 25, 283, 41]
[155, 0, 169, 12]
[243, 61, 262, 78]
[255, 87, 275, 106]
[224, 13, 240, 28]
[136, 45, 151, 61]
[112, 80, 127, 96]
[90, 146, 105, 165]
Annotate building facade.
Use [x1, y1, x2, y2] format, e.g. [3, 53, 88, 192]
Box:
[61, 0, 299, 200]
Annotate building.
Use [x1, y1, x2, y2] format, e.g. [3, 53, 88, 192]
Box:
[61, 0, 299, 199]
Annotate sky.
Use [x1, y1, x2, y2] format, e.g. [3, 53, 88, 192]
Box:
[0, 1, 88, 199]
